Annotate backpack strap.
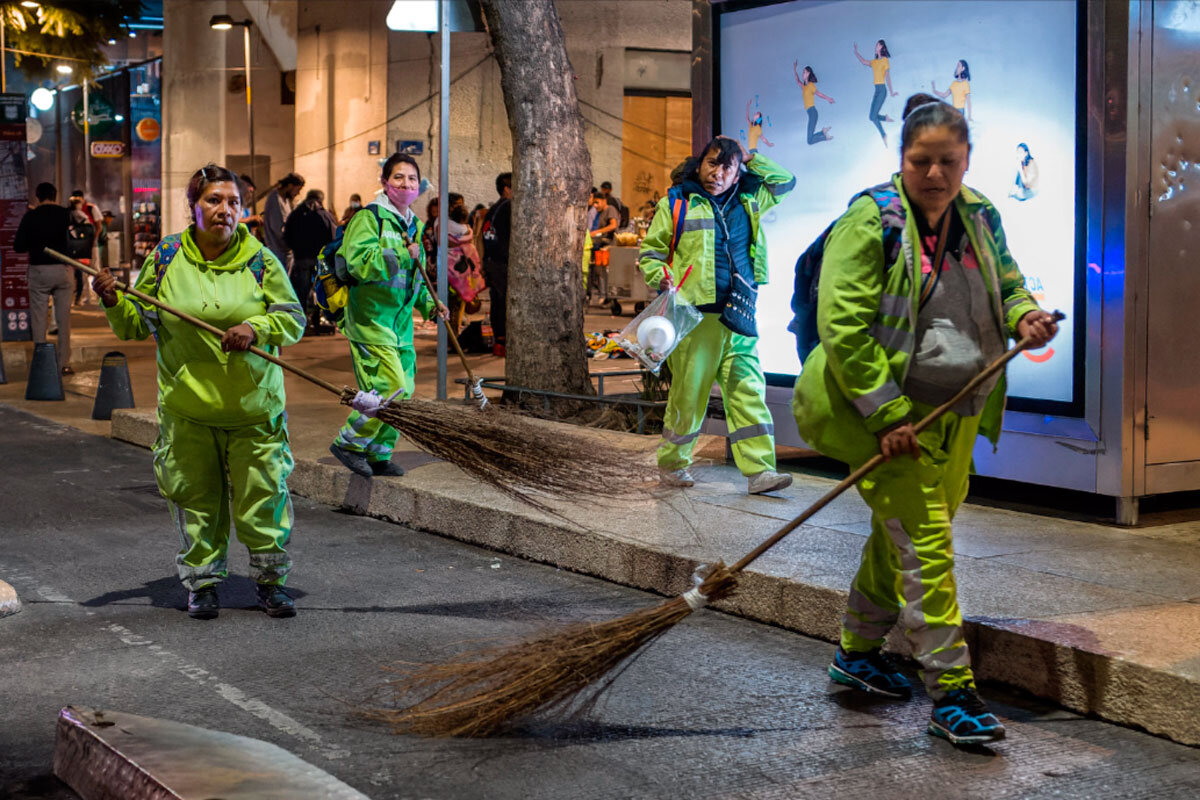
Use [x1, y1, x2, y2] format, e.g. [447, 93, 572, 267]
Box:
[151, 234, 184, 294]
[666, 185, 688, 269]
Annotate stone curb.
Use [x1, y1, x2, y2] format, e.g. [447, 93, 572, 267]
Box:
[109, 408, 1200, 746]
[0, 578, 20, 619]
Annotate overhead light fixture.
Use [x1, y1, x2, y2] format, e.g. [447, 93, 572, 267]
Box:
[386, 0, 438, 32]
[20, 2, 40, 9]
[55, 63, 73, 75]
[129, 31, 136, 38]
[107, 38, 116, 45]
[30, 87, 54, 111]
[114, 114, 124, 122]
[209, 14, 234, 30]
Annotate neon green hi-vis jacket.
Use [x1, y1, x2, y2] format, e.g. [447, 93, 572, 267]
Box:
[792, 175, 1041, 467]
[637, 153, 796, 303]
[104, 224, 305, 427]
[337, 195, 437, 347]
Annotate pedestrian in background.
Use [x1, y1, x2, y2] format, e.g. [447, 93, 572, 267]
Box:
[284, 188, 337, 331]
[263, 172, 305, 267]
[14, 182, 73, 374]
[329, 153, 448, 478]
[481, 172, 512, 357]
[638, 135, 795, 496]
[66, 195, 98, 307]
[239, 173, 264, 239]
[92, 163, 306, 621]
[341, 193, 363, 226]
[793, 95, 1057, 744]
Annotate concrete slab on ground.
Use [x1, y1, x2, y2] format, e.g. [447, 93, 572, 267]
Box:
[53, 706, 369, 799]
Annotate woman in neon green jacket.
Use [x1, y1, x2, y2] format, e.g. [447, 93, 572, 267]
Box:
[93, 164, 305, 621]
[793, 96, 1058, 745]
[329, 153, 447, 478]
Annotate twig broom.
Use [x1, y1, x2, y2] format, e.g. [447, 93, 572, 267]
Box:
[48, 249, 656, 511]
[364, 312, 1065, 737]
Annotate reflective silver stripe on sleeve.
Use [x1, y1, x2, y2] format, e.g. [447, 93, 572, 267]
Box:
[681, 217, 715, 232]
[850, 380, 902, 418]
[770, 176, 797, 196]
[382, 248, 401, 274]
[639, 249, 668, 262]
[1003, 297, 1030, 315]
[870, 322, 914, 353]
[728, 422, 774, 443]
[661, 427, 702, 446]
[133, 303, 159, 333]
[877, 293, 909, 319]
[267, 302, 303, 314]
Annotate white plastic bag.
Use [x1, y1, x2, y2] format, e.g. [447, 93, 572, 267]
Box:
[617, 267, 702, 373]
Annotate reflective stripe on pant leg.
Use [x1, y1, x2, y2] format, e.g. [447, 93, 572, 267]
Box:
[336, 341, 407, 458]
[227, 413, 295, 586]
[657, 314, 725, 471]
[718, 332, 776, 475]
[841, 512, 903, 651]
[154, 410, 232, 591]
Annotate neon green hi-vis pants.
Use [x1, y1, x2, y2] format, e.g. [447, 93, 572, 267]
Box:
[658, 313, 776, 476]
[334, 341, 415, 463]
[153, 409, 295, 591]
[840, 400, 980, 700]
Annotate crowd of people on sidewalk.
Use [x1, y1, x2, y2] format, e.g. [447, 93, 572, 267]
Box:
[37, 87, 1060, 748]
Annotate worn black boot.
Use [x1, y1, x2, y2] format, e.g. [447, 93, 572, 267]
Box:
[256, 584, 296, 618]
[187, 586, 219, 620]
[329, 443, 371, 477]
[369, 459, 405, 477]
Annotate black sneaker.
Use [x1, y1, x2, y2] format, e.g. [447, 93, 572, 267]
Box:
[187, 586, 219, 620]
[928, 688, 1006, 745]
[256, 584, 296, 618]
[330, 443, 371, 477]
[369, 459, 405, 477]
[828, 646, 913, 699]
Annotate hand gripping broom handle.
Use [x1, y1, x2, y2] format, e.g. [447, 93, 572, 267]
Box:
[45, 249, 346, 398]
[728, 309, 1066, 576]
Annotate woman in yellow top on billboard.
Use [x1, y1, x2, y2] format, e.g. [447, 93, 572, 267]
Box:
[932, 59, 973, 121]
[793, 61, 835, 145]
[854, 39, 897, 146]
[744, 97, 774, 150]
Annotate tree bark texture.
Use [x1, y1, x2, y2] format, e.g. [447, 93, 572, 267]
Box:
[481, 0, 594, 399]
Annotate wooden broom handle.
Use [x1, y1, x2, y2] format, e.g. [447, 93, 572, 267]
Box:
[729, 309, 1066, 575]
[412, 256, 478, 385]
[46, 248, 346, 398]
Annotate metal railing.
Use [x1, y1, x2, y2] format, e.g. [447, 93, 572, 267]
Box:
[453, 369, 667, 434]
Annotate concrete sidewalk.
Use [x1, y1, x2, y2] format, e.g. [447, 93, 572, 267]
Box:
[3, 306, 1199, 747]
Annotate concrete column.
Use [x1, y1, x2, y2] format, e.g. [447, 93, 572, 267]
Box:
[295, 1, 390, 211]
[161, 1, 229, 231]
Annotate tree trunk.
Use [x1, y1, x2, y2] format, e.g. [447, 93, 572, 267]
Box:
[480, 0, 593, 400]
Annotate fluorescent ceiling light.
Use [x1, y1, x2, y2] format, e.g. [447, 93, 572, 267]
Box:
[386, 0, 438, 32]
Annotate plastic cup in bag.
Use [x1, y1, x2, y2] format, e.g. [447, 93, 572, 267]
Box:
[617, 265, 702, 373]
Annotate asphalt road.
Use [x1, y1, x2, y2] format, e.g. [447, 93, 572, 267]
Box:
[2, 405, 1199, 800]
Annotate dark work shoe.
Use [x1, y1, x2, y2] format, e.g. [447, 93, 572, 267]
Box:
[829, 647, 913, 699]
[187, 586, 219, 620]
[330, 443, 372, 477]
[255, 584, 296, 618]
[928, 688, 1006, 745]
[369, 459, 405, 477]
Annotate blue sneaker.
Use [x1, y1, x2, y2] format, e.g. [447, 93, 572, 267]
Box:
[928, 688, 1006, 744]
[828, 647, 913, 699]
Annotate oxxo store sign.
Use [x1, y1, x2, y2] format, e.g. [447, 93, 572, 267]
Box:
[90, 140, 124, 158]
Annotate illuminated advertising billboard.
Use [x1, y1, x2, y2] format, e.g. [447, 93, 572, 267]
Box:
[716, 0, 1083, 413]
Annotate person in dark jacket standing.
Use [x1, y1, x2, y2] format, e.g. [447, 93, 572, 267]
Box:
[481, 172, 512, 358]
[263, 172, 305, 267]
[284, 189, 337, 330]
[14, 182, 73, 374]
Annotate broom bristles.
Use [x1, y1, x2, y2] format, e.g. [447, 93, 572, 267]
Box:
[342, 390, 658, 512]
[363, 563, 738, 737]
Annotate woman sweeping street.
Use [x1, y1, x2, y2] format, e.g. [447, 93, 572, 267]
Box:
[92, 164, 306, 620]
[792, 94, 1058, 744]
[329, 153, 448, 478]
